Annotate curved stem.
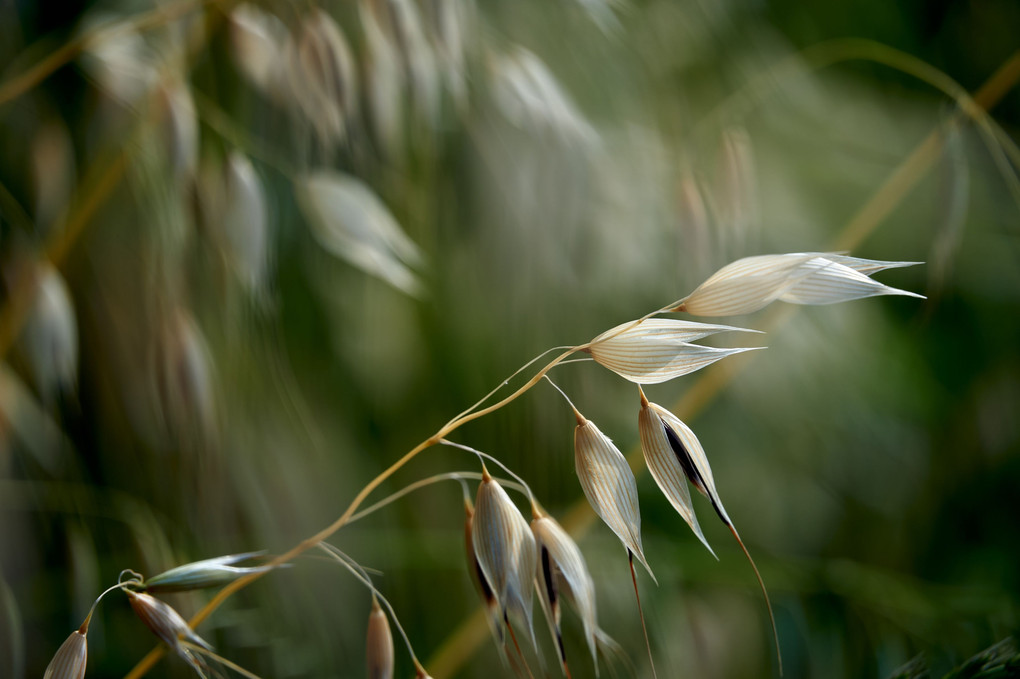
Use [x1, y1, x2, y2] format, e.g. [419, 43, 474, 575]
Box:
[318, 544, 427, 675]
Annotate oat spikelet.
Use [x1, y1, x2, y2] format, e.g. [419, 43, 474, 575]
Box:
[126, 590, 212, 673]
[464, 496, 505, 646]
[638, 387, 783, 674]
[366, 596, 395, 679]
[532, 511, 598, 675]
[472, 467, 538, 650]
[587, 319, 761, 384]
[143, 551, 280, 593]
[43, 629, 87, 679]
[637, 390, 714, 557]
[675, 253, 924, 316]
[573, 409, 654, 579]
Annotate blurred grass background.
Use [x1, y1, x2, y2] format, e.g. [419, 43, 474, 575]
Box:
[1, 0, 1018, 677]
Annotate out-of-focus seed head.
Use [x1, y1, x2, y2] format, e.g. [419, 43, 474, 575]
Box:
[221, 152, 271, 296]
[360, 0, 407, 159]
[22, 263, 78, 402]
[424, 0, 471, 115]
[588, 318, 761, 384]
[531, 512, 599, 671]
[637, 392, 714, 557]
[228, 4, 289, 102]
[153, 75, 199, 184]
[80, 16, 156, 106]
[472, 469, 537, 646]
[573, 413, 653, 579]
[296, 171, 424, 296]
[366, 597, 395, 679]
[285, 8, 358, 150]
[30, 120, 76, 233]
[152, 308, 216, 446]
[43, 630, 87, 679]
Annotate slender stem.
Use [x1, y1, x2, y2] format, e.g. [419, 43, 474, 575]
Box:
[347, 471, 527, 524]
[629, 551, 657, 679]
[726, 523, 782, 676]
[318, 544, 427, 674]
[439, 440, 536, 507]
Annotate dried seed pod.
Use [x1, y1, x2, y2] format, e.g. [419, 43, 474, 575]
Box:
[43, 630, 87, 679]
[143, 551, 279, 593]
[22, 263, 78, 401]
[587, 318, 761, 384]
[637, 391, 714, 557]
[674, 253, 924, 316]
[532, 511, 598, 672]
[464, 497, 504, 645]
[127, 590, 212, 672]
[366, 596, 394, 679]
[472, 468, 537, 647]
[573, 409, 653, 578]
[286, 8, 358, 150]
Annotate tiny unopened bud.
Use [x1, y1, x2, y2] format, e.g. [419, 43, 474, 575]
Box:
[366, 597, 394, 679]
[43, 630, 87, 679]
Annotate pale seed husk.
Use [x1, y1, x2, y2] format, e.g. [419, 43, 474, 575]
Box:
[637, 395, 714, 557]
[463, 498, 504, 645]
[588, 319, 761, 384]
[472, 470, 537, 648]
[573, 414, 654, 579]
[127, 590, 212, 673]
[676, 252, 924, 316]
[143, 551, 278, 593]
[43, 630, 87, 679]
[532, 513, 598, 671]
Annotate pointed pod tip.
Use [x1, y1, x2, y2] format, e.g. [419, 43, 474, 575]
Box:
[572, 406, 587, 426]
[638, 385, 649, 407]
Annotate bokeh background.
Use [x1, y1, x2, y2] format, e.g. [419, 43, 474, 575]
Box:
[1, 0, 1019, 677]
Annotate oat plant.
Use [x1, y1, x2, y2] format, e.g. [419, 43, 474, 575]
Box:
[4, 0, 1018, 678]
